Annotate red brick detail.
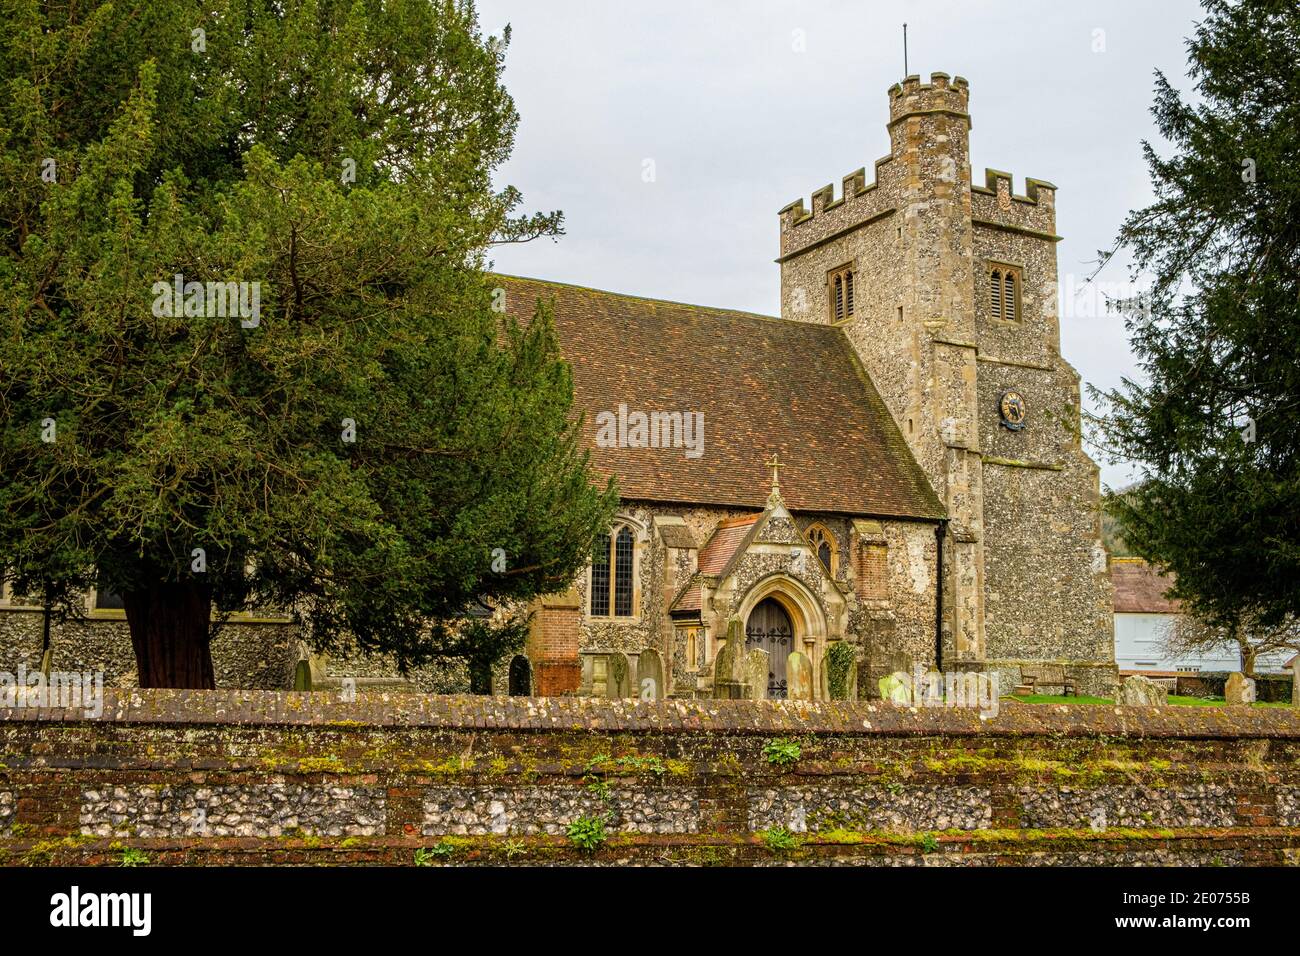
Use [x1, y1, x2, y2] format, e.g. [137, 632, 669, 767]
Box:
[532, 661, 581, 697]
[527, 590, 581, 696]
[855, 542, 889, 601]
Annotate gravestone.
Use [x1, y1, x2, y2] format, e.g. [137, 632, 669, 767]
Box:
[636, 648, 663, 700]
[1225, 671, 1256, 705]
[744, 649, 770, 701]
[787, 651, 813, 701]
[507, 655, 531, 696]
[1292, 658, 1299, 707]
[588, 655, 607, 697]
[819, 644, 858, 700]
[1116, 674, 1167, 706]
[864, 647, 905, 700]
[608, 652, 632, 698]
[713, 618, 747, 699]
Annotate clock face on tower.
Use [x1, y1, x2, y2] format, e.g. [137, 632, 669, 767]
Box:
[999, 390, 1027, 430]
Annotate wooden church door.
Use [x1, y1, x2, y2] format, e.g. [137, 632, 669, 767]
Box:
[745, 597, 794, 699]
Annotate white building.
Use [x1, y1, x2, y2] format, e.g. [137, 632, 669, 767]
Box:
[1112, 558, 1289, 673]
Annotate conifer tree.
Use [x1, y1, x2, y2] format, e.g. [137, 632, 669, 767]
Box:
[1094, 1, 1300, 647]
[0, 0, 617, 687]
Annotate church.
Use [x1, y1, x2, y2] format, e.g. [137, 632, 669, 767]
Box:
[506, 72, 1115, 701]
[0, 73, 1116, 700]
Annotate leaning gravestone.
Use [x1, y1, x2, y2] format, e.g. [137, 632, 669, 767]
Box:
[1116, 674, 1167, 706]
[744, 648, 770, 701]
[1224, 671, 1256, 705]
[787, 651, 813, 701]
[507, 654, 532, 696]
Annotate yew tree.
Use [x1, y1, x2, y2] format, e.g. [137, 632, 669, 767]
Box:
[0, 0, 617, 687]
[1094, 0, 1300, 648]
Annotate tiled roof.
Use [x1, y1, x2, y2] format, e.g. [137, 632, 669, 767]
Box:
[670, 581, 702, 614]
[697, 515, 760, 576]
[1112, 558, 1182, 614]
[498, 276, 946, 519]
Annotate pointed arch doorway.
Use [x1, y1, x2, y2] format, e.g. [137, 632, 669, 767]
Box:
[745, 597, 795, 699]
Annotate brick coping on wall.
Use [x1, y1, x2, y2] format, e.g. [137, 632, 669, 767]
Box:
[2, 688, 1297, 738]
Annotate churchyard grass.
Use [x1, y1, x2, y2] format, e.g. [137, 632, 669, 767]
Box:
[1008, 694, 1288, 707]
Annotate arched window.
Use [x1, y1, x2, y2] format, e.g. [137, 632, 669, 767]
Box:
[590, 523, 638, 617]
[805, 523, 837, 576]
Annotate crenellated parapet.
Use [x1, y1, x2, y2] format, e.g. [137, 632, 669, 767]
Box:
[887, 72, 970, 125]
[777, 72, 975, 260]
[971, 169, 1060, 239]
[778, 73, 1062, 255]
[778, 153, 893, 231]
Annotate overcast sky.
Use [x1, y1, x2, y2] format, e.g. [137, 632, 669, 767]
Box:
[474, 0, 1209, 489]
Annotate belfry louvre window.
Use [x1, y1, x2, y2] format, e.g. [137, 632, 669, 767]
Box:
[591, 524, 636, 617]
[829, 265, 855, 322]
[989, 265, 1021, 321]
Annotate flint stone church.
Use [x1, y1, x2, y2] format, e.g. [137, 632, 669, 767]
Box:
[0, 74, 1116, 699]
[505, 73, 1116, 700]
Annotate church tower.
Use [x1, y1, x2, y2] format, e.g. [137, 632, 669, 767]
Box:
[776, 73, 1114, 692]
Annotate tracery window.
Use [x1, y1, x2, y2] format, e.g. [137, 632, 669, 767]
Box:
[805, 523, 837, 576]
[590, 523, 637, 617]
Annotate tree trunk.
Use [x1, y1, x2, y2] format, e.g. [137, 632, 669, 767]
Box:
[123, 580, 216, 688]
[1239, 634, 1257, 680]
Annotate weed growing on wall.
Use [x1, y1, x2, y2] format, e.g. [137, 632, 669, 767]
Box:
[763, 738, 802, 768]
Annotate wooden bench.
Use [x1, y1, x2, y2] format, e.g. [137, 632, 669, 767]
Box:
[1020, 664, 1076, 697]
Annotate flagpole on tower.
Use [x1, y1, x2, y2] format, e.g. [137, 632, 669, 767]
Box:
[903, 23, 908, 77]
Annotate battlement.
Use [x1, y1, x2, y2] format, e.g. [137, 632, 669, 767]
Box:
[888, 72, 970, 124]
[778, 153, 893, 228]
[779, 72, 973, 235]
[972, 168, 1057, 206]
[779, 73, 1058, 241]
